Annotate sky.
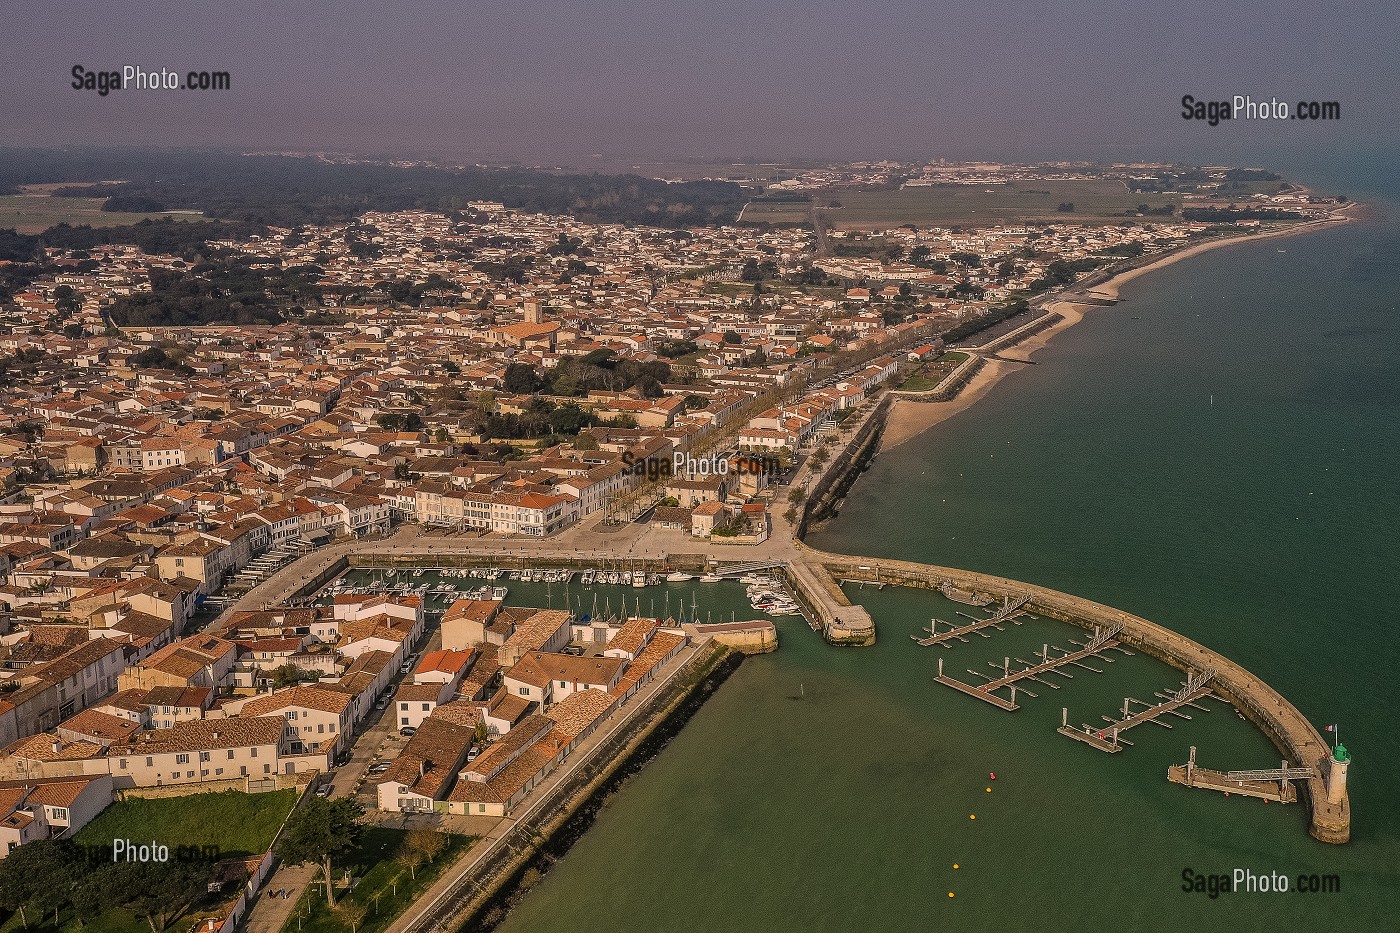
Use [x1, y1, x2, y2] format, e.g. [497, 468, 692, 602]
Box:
[3, 0, 1395, 169]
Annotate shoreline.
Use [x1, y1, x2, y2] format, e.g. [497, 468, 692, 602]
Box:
[879, 212, 1354, 451]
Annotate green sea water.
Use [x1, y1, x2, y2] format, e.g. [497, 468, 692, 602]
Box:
[493, 174, 1399, 931]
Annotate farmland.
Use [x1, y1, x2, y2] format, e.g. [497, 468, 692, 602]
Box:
[743, 179, 1185, 229]
[0, 184, 205, 233]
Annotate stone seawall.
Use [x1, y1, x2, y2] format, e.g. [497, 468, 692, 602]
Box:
[804, 548, 1350, 844]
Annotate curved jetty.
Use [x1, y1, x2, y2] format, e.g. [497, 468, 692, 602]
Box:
[799, 547, 1351, 844]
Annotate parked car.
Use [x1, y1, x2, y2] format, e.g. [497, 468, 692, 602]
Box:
[367, 762, 390, 775]
[399, 726, 418, 737]
[315, 783, 332, 798]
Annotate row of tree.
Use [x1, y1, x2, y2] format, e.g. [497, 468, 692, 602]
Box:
[0, 838, 220, 932]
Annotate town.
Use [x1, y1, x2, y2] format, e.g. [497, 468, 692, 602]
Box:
[0, 157, 1344, 932]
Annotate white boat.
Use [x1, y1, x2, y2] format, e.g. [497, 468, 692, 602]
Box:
[699, 573, 722, 583]
[632, 573, 647, 588]
[581, 570, 595, 585]
[492, 586, 508, 600]
[666, 572, 694, 582]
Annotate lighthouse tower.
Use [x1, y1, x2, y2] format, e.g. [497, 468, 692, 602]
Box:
[1326, 743, 1350, 805]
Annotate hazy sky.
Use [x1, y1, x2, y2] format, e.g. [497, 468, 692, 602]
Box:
[4, 0, 1394, 168]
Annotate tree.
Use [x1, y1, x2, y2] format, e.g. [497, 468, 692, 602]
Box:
[502, 362, 539, 394]
[395, 843, 424, 881]
[274, 797, 364, 908]
[271, 663, 303, 688]
[407, 829, 447, 866]
[124, 860, 212, 933]
[0, 839, 74, 928]
[333, 899, 368, 933]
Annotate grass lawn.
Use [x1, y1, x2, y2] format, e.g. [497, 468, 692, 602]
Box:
[280, 828, 472, 933]
[75, 789, 298, 859]
[0, 905, 154, 933]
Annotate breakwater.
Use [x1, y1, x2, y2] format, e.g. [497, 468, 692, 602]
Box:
[803, 547, 1350, 844]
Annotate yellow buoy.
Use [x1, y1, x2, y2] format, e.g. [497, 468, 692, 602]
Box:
[969, 814, 976, 820]
[948, 892, 955, 898]
[985, 787, 992, 792]
[953, 864, 960, 869]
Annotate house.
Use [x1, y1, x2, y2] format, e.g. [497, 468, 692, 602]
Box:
[375, 717, 476, 813]
[0, 776, 114, 856]
[441, 599, 501, 651]
[236, 685, 357, 756]
[502, 652, 625, 706]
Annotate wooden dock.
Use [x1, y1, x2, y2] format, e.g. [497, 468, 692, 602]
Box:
[1059, 670, 1216, 752]
[913, 594, 1032, 647]
[933, 624, 1122, 710]
[1167, 746, 1315, 803]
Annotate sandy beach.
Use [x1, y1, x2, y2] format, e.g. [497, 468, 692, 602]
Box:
[879, 211, 1353, 451]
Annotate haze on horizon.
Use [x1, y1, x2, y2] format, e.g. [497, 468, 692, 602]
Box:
[4, 0, 1395, 170]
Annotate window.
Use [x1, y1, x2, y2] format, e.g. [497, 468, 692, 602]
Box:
[176, 753, 190, 764]
[199, 751, 210, 762]
[146, 757, 153, 766]
[422, 703, 430, 711]
[251, 748, 258, 757]
[519, 687, 529, 696]
[118, 759, 127, 769]
[227, 749, 235, 759]
[400, 702, 408, 711]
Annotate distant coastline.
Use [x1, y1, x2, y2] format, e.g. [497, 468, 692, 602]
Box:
[878, 208, 1357, 450]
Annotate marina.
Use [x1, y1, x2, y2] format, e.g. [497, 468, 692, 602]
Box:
[1167, 745, 1319, 804]
[912, 593, 1034, 646]
[1057, 668, 1218, 753]
[933, 623, 1126, 711]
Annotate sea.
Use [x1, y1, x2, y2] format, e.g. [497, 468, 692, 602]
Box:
[491, 151, 1399, 932]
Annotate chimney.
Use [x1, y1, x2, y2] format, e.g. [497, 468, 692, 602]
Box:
[52, 740, 61, 754]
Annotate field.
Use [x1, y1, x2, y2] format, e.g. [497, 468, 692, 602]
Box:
[280, 828, 471, 933]
[896, 351, 969, 392]
[743, 179, 1184, 229]
[74, 788, 298, 859]
[0, 184, 205, 233]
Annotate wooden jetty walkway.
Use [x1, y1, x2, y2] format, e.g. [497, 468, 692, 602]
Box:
[1058, 669, 1216, 752]
[1168, 746, 1317, 803]
[912, 594, 1033, 647]
[934, 624, 1124, 711]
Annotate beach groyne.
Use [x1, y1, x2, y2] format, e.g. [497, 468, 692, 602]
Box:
[802, 547, 1350, 844]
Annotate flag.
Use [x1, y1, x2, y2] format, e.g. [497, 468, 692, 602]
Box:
[1325, 724, 1337, 732]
